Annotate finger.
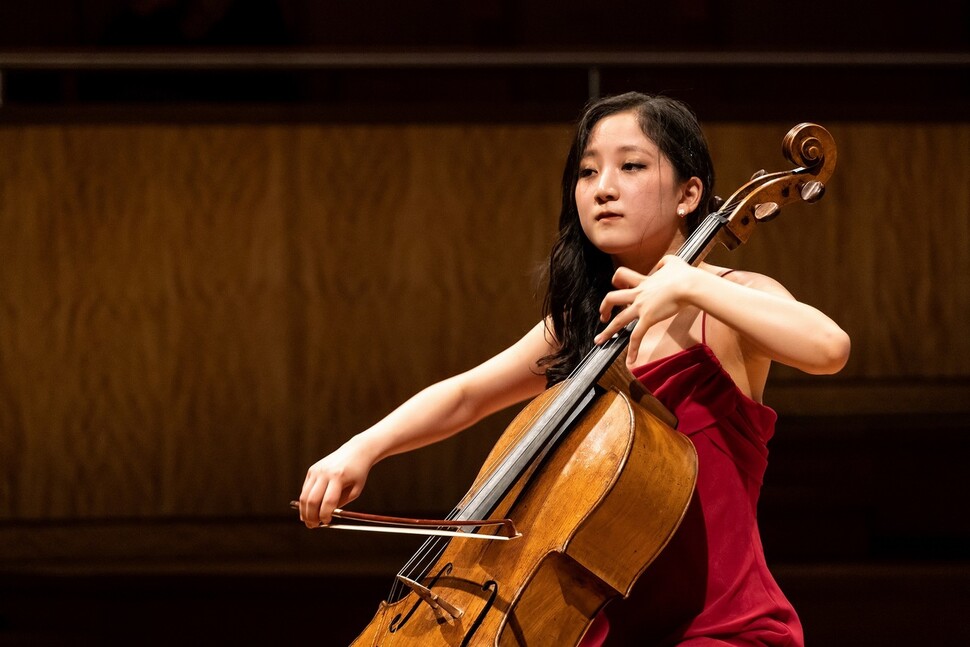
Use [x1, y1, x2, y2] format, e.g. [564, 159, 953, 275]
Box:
[301, 487, 326, 529]
[594, 306, 635, 345]
[298, 473, 317, 523]
[612, 266, 646, 288]
[319, 477, 348, 526]
[626, 318, 650, 365]
[599, 288, 636, 321]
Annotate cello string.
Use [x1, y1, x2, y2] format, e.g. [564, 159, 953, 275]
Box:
[392, 535, 448, 601]
[392, 502, 465, 600]
[445, 353, 604, 521]
[458, 369, 602, 518]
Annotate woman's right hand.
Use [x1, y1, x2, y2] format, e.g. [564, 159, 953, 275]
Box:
[298, 436, 377, 528]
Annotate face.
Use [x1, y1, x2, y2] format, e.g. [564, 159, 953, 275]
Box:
[575, 110, 697, 271]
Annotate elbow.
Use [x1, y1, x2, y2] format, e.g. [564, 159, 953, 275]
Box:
[810, 327, 851, 375]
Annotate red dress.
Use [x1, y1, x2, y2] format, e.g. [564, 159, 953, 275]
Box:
[581, 341, 803, 646]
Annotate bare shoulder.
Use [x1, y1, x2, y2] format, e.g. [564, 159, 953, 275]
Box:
[702, 264, 794, 298]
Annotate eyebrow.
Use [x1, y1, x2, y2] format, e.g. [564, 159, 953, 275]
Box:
[581, 144, 654, 158]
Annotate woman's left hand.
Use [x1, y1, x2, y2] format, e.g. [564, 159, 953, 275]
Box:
[593, 255, 696, 364]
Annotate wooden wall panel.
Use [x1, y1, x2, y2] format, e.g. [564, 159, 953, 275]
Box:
[0, 121, 967, 540]
[0, 124, 571, 524]
[0, 126, 295, 520]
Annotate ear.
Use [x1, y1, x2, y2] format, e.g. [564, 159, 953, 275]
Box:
[678, 177, 704, 215]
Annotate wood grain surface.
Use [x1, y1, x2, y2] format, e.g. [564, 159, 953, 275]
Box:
[0, 122, 966, 531]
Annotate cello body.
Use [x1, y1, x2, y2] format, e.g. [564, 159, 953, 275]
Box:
[351, 363, 697, 646]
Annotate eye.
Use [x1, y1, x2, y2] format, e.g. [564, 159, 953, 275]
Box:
[578, 167, 596, 178]
[622, 162, 646, 171]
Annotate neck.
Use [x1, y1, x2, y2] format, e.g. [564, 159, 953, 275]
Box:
[611, 230, 687, 275]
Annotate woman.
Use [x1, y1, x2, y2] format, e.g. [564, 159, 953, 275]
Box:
[298, 92, 850, 645]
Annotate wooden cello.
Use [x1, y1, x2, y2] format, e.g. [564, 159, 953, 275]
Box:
[318, 123, 837, 646]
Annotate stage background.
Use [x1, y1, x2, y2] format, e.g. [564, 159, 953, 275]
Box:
[1, 2, 968, 645]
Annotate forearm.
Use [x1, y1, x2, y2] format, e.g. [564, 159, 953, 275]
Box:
[299, 322, 551, 527]
[300, 374, 490, 527]
[345, 321, 553, 465]
[350, 376, 483, 465]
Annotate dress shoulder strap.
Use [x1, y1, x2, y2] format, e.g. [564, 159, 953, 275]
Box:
[701, 269, 737, 346]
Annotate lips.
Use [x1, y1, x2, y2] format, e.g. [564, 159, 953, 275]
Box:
[595, 211, 623, 221]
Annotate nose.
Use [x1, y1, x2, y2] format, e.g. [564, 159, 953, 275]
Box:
[594, 169, 617, 203]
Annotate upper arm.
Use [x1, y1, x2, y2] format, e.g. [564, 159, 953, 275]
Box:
[713, 270, 850, 376]
[726, 271, 796, 358]
[449, 320, 556, 422]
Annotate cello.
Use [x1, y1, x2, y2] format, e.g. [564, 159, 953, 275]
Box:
[302, 122, 837, 646]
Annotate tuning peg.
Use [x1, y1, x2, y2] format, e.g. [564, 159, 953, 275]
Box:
[800, 181, 825, 203]
[754, 202, 781, 222]
[709, 195, 725, 212]
[750, 169, 766, 180]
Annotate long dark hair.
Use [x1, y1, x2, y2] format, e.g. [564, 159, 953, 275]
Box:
[539, 92, 716, 386]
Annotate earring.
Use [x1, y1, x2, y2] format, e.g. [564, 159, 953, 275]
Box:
[677, 208, 687, 218]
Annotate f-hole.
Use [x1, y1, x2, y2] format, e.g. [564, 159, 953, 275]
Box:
[459, 580, 498, 647]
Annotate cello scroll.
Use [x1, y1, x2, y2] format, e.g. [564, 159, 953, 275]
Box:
[717, 123, 837, 248]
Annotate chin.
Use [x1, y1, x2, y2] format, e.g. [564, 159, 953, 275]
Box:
[589, 237, 634, 256]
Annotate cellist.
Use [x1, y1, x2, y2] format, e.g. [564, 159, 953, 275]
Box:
[297, 92, 850, 646]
